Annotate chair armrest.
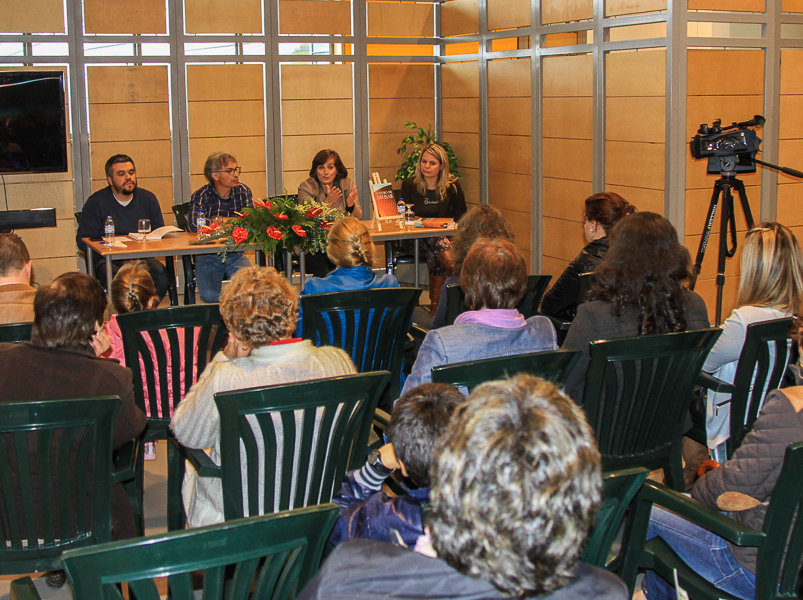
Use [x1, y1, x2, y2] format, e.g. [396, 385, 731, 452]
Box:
[410, 323, 429, 341]
[10, 576, 41, 600]
[639, 481, 765, 547]
[169, 437, 222, 479]
[111, 439, 137, 486]
[373, 408, 391, 430]
[696, 371, 735, 395]
[544, 314, 571, 332]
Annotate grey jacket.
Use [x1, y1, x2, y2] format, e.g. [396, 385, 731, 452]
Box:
[692, 375, 803, 573]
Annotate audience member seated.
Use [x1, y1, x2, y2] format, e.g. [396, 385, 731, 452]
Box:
[701, 222, 803, 463]
[296, 217, 398, 335]
[298, 375, 628, 600]
[106, 262, 197, 460]
[400, 143, 467, 317]
[170, 266, 356, 528]
[0, 272, 147, 542]
[562, 212, 710, 403]
[430, 205, 514, 330]
[0, 232, 35, 324]
[643, 317, 803, 600]
[402, 238, 557, 394]
[298, 149, 361, 277]
[540, 192, 636, 323]
[329, 382, 463, 548]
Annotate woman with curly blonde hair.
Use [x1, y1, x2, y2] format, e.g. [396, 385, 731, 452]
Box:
[171, 266, 356, 528]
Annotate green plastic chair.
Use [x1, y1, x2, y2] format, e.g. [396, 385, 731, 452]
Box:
[117, 304, 229, 533]
[620, 442, 803, 599]
[0, 397, 118, 591]
[300, 288, 421, 411]
[56, 505, 339, 600]
[542, 272, 596, 338]
[443, 274, 552, 326]
[0, 321, 32, 343]
[581, 328, 722, 491]
[581, 467, 649, 571]
[430, 348, 581, 392]
[170, 371, 390, 528]
[689, 317, 794, 458]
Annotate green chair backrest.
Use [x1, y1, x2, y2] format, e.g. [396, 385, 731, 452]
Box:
[754, 441, 803, 600]
[214, 371, 390, 521]
[727, 317, 794, 457]
[0, 321, 32, 343]
[430, 348, 581, 392]
[172, 201, 191, 231]
[117, 304, 228, 437]
[62, 504, 340, 600]
[444, 274, 552, 326]
[300, 288, 421, 403]
[581, 467, 649, 570]
[577, 272, 595, 307]
[0, 396, 118, 575]
[582, 328, 721, 491]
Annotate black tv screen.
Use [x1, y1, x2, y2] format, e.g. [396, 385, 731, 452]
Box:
[0, 71, 68, 174]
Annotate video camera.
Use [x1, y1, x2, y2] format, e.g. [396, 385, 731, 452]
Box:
[689, 115, 764, 175]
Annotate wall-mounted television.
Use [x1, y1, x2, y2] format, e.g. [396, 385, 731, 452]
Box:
[0, 71, 68, 174]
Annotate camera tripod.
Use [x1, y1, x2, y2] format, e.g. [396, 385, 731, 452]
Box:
[689, 172, 754, 326]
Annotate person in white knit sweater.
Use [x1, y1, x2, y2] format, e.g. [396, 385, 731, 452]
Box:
[171, 266, 356, 528]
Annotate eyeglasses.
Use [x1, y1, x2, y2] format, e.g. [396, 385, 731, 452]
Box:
[214, 167, 241, 175]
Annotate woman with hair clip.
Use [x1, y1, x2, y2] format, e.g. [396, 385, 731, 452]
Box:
[400, 143, 467, 317]
[296, 217, 398, 334]
[540, 191, 636, 323]
[561, 212, 710, 403]
[701, 222, 803, 462]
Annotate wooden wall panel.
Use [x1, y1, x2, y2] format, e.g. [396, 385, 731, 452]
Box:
[541, 0, 592, 25]
[187, 64, 264, 100]
[281, 100, 354, 135]
[0, 0, 63, 33]
[607, 49, 665, 96]
[606, 185, 664, 214]
[488, 171, 531, 211]
[606, 0, 666, 16]
[279, 0, 351, 35]
[442, 61, 480, 97]
[87, 66, 169, 104]
[84, 0, 166, 34]
[488, 98, 531, 135]
[488, 0, 530, 31]
[441, 0, 478, 37]
[368, 2, 433, 37]
[90, 140, 172, 180]
[783, 0, 803, 11]
[89, 103, 171, 142]
[447, 133, 480, 169]
[543, 216, 585, 262]
[369, 64, 434, 98]
[688, 0, 763, 10]
[185, 0, 262, 34]
[542, 97, 593, 139]
[443, 98, 480, 133]
[542, 54, 593, 97]
[443, 62, 479, 205]
[777, 49, 803, 241]
[543, 178, 592, 220]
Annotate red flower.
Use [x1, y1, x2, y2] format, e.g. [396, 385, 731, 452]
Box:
[231, 227, 248, 244]
[266, 226, 283, 240]
[240, 209, 250, 217]
[305, 207, 323, 218]
[273, 212, 288, 220]
[319, 221, 333, 230]
[209, 222, 220, 230]
[200, 225, 214, 233]
[253, 198, 266, 208]
[292, 224, 307, 237]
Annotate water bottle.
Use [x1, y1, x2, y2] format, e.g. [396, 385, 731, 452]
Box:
[104, 216, 114, 246]
[197, 208, 207, 240]
[405, 205, 415, 229]
[396, 197, 406, 230]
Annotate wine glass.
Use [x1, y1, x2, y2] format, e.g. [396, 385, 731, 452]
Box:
[137, 219, 151, 241]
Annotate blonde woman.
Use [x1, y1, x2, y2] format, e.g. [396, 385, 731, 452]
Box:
[399, 143, 467, 317]
[296, 217, 399, 334]
[171, 266, 356, 528]
[703, 222, 803, 461]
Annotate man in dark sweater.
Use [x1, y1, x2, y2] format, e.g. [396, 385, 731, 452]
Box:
[76, 154, 169, 298]
[298, 375, 628, 600]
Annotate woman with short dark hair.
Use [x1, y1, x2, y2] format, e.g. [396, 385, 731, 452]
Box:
[401, 238, 557, 394]
[561, 211, 710, 403]
[297, 149, 361, 218]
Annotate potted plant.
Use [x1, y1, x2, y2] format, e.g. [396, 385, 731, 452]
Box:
[395, 121, 460, 181]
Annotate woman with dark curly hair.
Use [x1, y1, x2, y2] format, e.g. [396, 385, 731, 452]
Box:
[561, 212, 710, 403]
[540, 191, 636, 322]
[430, 205, 514, 329]
[170, 266, 356, 528]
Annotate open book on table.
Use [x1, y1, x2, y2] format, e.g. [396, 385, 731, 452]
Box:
[128, 225, 183, 241]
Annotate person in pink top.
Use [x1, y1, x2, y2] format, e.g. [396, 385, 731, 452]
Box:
[106, 262, 197, 458]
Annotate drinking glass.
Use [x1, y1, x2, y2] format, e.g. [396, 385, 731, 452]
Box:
[137, 219, 151, 241]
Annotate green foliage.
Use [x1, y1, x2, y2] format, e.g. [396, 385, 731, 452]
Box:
[395, 121, 461, 182]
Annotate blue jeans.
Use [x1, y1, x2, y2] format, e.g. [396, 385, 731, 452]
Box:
[195, 252, 250, 303]
[643, 506, 756, 600]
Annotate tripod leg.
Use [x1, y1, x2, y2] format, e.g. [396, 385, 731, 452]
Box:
[714, 183, 735, 325]
[731, 178, 755, 230]
[690, 180, 724, 291]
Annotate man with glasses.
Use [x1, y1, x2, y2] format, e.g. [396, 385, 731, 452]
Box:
[188, 152, 253, 303]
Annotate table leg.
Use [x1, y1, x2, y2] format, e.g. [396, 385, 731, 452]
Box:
[86, 247, 95, 277]
[181, 255, 195, 305]
[283, 248, 292, 280]
[106, 257, 113, 304]
[299, 253, 306, 287]
[166, 258, 179, 306]
[414, 242, 419, 288]
[385, 241, 393, 275]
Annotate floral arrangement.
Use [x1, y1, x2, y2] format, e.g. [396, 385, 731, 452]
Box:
[191, 194, 342, 262]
